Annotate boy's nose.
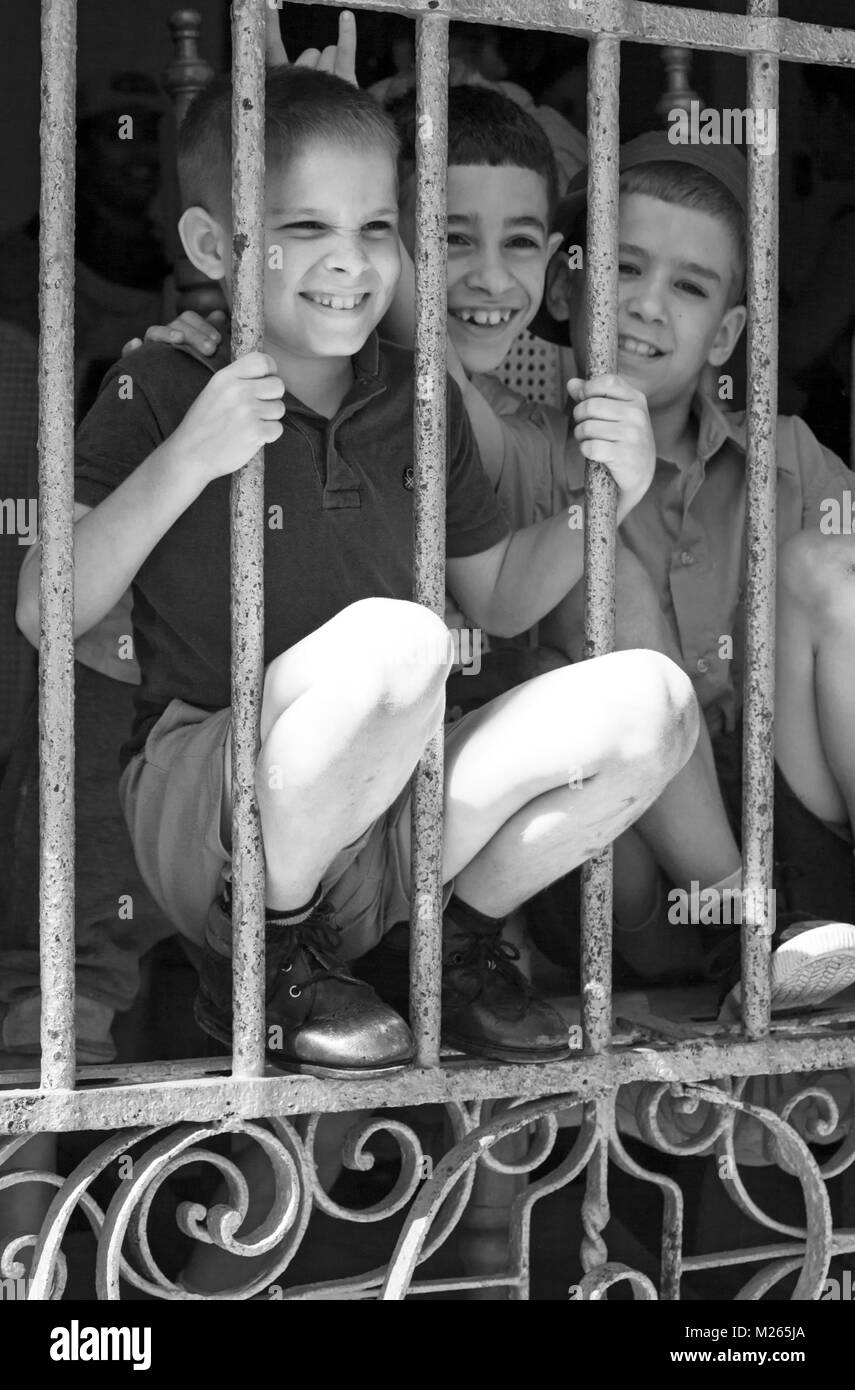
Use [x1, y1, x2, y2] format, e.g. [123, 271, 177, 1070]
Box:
[466, 253, 515, 296]
[624, 279, 667, 323]
[322, 239, 370, 277]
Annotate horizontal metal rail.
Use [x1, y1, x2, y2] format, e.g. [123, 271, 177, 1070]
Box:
[4, 1028, 855, 1131]
[283, 0, 855, 67]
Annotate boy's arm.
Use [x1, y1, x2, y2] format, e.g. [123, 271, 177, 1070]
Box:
[448, 510, 582, 638]
[16, 352, 286, 647]
[383, 239, 508, 481]
[447, 374, 655, 636]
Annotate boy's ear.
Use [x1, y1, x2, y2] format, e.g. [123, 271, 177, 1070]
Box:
[546, 230, 565, 260]
[707, 302, 747, 367]
[178, 206, 229, 282]
[544, 249, 573, 326]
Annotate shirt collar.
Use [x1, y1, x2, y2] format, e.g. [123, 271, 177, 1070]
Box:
[694, 390, 746, 464]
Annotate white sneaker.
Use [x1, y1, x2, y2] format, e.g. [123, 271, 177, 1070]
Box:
[719, 919, 855, 1020]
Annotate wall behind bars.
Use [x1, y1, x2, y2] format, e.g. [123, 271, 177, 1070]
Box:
[0, 0, 228, 233]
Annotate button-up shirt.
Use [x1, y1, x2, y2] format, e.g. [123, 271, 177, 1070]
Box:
[483, 377, 854, 733]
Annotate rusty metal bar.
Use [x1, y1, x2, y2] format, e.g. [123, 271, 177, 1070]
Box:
[740, 0, 779, 1041]
[580, 32, 620, 1056]
[279, 0, 855, 68]
[228, 0, 267, 1079]
[408, 15, 450, 1070]
[38, 0, 77, 1091]
[4, 1028, 855, 1133]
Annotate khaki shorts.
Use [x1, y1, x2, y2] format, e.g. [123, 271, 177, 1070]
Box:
[119, 697, 467, 960]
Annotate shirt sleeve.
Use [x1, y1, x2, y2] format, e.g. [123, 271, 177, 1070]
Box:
[445, 375, 510, 557]
[74, 353, 169, 509]
[497, 402, 574, 530]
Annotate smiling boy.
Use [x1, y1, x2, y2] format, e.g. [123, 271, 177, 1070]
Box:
[17, 69, 699, 1074]
[530, 132, 855, 1016]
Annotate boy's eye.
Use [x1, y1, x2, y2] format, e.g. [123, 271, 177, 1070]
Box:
[506, 236, 540, 251]
[676, 279, 707, 298]
[281, 220, 326, 233]
[447, 232, 471, 248]
[618, 260, 640, 276]
[362, 220, 395, 235]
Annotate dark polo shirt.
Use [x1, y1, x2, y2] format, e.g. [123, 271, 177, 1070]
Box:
[74, 334, 508, 768]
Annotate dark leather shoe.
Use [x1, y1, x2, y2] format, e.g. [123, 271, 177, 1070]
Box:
[194, 891, 414, 1077]
[441, 907, 570, 1063]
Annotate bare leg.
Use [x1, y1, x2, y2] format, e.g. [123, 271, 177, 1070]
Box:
[541, 543, 742, 923]
[219, 598, 453, 909]
[775, 531, 855, 831]
[394, 648, 699, 909]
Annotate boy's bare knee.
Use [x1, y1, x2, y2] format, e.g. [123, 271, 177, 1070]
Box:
[779, 531, 855, 623]
[337, 597, 452, 709]
[614, 650, 699, 777]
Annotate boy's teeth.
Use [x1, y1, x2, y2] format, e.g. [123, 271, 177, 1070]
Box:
[307, 292, 365, 310]
[456, 308, 514, 326]
[620, 334, 659, 357]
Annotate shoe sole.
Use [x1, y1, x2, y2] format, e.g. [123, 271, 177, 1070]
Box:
[194, 1001, 414, 1079]
[441, 1030, 572, 1064]
[721, 920, 855, 1017]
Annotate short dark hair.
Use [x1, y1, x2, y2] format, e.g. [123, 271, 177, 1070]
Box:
[178, 66, 400, 219]
[619, 161, 747, 304]
[390, 85, 559, 220]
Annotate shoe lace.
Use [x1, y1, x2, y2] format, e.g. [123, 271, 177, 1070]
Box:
[268, 905, 361, 997]
[449, 927, 531, 1009]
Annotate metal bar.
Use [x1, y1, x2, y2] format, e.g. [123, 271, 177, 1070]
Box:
[277, 0, 855, 69]
[408, 15, 449, 1070]
[740, 0, 780, 1041]
[580, 32, 620, 1056]
[229, 0, 267, 1079]
[38, 0, 77, 1092]
[4, 1032, 855, 1133]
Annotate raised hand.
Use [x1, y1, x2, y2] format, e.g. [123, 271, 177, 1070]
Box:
[265, 8, 358, 86]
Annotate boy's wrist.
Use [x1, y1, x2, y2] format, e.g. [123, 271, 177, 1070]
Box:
[152, 433, 214, 500]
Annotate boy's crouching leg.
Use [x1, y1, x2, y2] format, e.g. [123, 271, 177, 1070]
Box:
[425, 651, 699, 1064]
[195, 600, 453, 1078]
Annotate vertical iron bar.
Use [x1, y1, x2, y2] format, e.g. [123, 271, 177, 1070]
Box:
[38, 0, 77, 1090]
[229, 0, 266, 1078]
[580, 33, 620, 1055]
[741, 0, 779, 1040]
[409, 15, 449, 1069]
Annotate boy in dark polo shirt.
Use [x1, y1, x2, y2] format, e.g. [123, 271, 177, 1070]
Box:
[18, 67, 698, 1076]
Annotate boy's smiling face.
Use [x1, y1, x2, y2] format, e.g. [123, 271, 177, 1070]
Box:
[567, 192, 746, 416]
[186, 139, 401, 370]
[401, 163, 562, 376]
[260, 140, 401, 364]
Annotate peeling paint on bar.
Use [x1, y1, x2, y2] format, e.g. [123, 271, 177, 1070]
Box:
[741, 0, 779, 1041]
[229, 0, 267, 1079]
[38, 0, 77, 1092]
[580, 34, 620, 1057]
[408, 15, 449, 1069]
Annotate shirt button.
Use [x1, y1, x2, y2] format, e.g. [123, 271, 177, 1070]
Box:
[680, 550, 695, 567]
[696, 658, 709, 674]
